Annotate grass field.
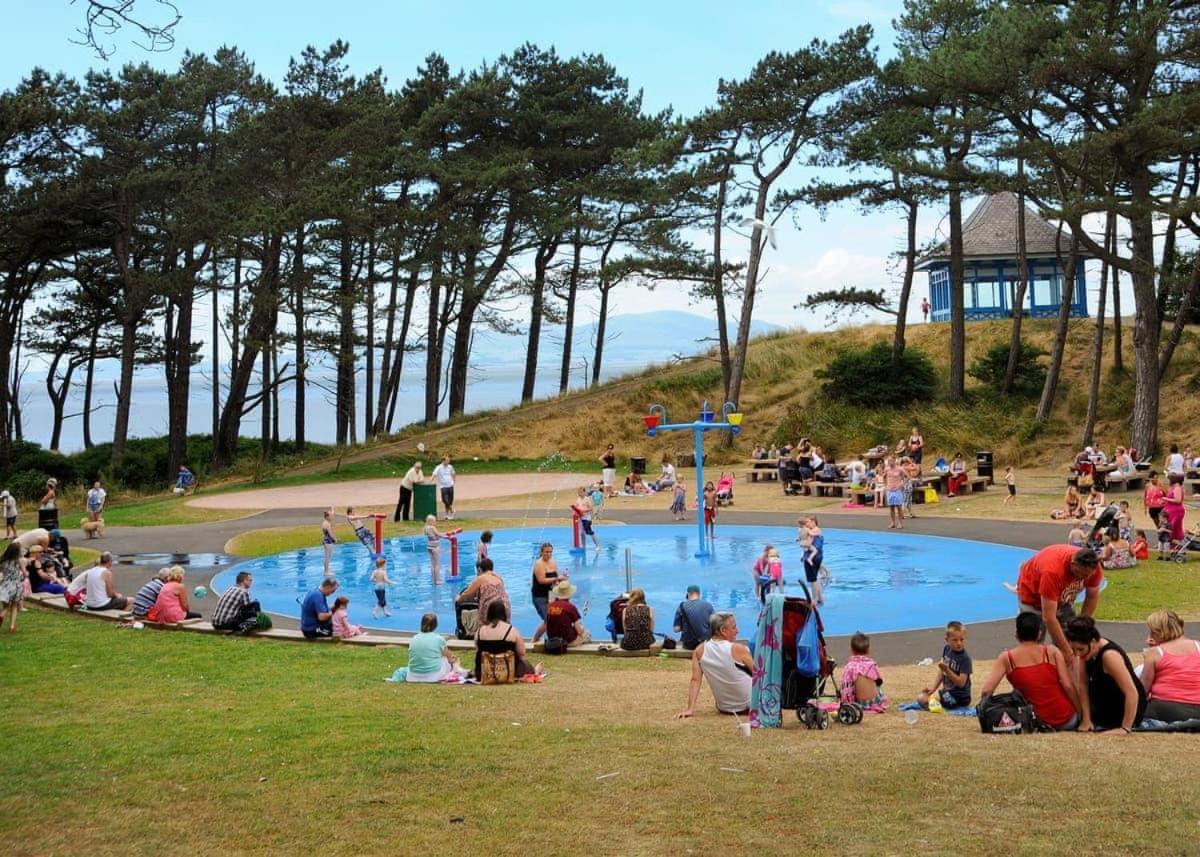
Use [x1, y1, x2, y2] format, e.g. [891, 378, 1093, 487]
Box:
[2, 609, 1199, 856]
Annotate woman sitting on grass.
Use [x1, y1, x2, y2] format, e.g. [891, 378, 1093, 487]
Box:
[147, 566, 200, 623]
[1053, 485, 1084, 520]
[978, 612, 1080, 731]
[619, 588, 656, 651]
[1065, 616, 1146, 733]
[1085, 485, 1107, 521]
[1140, 609, 1200, 723]
[25, 545, 66, 595]
[406, 612, 467, 683]
[1098, 531, 1136, 570]
[474, 601, 541, 679]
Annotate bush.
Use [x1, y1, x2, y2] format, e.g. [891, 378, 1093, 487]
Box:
[968, 340, 1047, 398]
[5, 469, 52, 502]
[7, 441, 80, 486]
[816, 343, 937, 407]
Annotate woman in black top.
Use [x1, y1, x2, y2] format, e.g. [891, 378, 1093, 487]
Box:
[619, 588, 656, 651]
[475, 600, 539, 678]
[1065, 616, 1146, 732]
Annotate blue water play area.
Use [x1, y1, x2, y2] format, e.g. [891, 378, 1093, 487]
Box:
[211, 524, 1034, 638]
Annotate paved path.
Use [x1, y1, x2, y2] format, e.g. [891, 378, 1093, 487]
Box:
[186, 472, 591, 510]
[89, 501, 1151, 666]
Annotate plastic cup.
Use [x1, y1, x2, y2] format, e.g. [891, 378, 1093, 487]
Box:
[738, 722, 752, 737]
[904, 710, 919, 726]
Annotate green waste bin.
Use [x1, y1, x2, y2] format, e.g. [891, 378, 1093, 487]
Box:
[413, 483, 437, 520]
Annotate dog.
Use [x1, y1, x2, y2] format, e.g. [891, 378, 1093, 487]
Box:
[80, 517, 106, 539]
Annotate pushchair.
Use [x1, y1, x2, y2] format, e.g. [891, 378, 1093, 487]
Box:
[1086, 504, 1120, 548]
[777, 586, 860, 728]
[606, 594, 629, 642]
[715, 472, 734, 507]
[1165, 520, 1200, 564]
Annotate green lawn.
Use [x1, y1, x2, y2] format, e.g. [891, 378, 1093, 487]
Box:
[1097, 559, 1200, 621]
[2, 610, 1199, 856]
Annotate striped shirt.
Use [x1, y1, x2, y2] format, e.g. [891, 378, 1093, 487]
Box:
[131, 578, 165, 617]
[212, 585, 251, 628]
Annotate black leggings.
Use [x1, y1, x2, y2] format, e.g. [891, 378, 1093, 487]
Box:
[1145, 698, 1200, 723]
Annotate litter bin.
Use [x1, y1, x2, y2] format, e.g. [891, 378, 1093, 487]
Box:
[38, 508, 60, 531]
[976, 451, 994, 484]
[631, 456, 647, 475]
[413, 483, 437, 520]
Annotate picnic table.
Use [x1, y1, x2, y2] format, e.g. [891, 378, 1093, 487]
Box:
[746, 458, 779, 482]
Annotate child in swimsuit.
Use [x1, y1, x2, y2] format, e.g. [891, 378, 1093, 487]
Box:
[670, 481, 686, 520]
[424, 515, 443, 583]
[370, 557, 396, 618]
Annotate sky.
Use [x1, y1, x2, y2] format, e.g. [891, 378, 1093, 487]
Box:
[4, 0, 946, 332]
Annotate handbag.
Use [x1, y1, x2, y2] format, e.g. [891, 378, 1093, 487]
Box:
[480, 650, 516, 685]
[924, 485, 939, 504]
[543, 636, 567, 655]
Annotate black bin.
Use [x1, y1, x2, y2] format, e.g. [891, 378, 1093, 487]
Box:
[976, 451, 994, 484]
[38, 508, 60, 531]
[631, 456, 647, 475]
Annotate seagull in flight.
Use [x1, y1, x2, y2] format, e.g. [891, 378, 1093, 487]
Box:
[739, 217, 778, 250]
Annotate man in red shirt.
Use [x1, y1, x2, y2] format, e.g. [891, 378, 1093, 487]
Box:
[1015, 545, 1103, 663]
[533, 580, 592, 648]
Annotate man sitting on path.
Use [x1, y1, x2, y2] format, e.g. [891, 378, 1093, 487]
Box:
[677, 612, 753, 718]
[212, 571, 263, 633]
[1015, 545, 1103, 664]
[673, 584, 714, 650]
[83, 552, 130, 612]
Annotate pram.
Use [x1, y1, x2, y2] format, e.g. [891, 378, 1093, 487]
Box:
[776, 586, 860, 728]
[1164, 520, 1200, 564]
[1086, 503, 1120, 548]
[606, 594, 629, 642]
[715, 472, 734, 507]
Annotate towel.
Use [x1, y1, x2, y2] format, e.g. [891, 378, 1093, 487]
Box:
[750, 594, 785, 728]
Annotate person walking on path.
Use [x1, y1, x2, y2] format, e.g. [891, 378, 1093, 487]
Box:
[432, 456, 456, 520]
[599, 444, 617, 497]
[921, 297, 930, 322]
[2, 489, 17, 539]
[394, 461, 424, 522]
[86, 481, 107, 522]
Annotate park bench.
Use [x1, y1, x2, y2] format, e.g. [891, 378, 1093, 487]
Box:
[812, 480, 853, 498]
[746, 458, 779, 482]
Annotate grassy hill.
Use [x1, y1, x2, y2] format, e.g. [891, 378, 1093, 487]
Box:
[279, 316, 1199, 479]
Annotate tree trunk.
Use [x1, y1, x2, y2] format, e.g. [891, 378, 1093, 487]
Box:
[374, 241, 402, 435]
[214, 232, 281, 470]
[423, 256, 443, 425]
[110, 304, 139, 462]
[1111, 261, 1124, 373]
[522, 238, 559, 403]
[211, 252, 220, 441]
[293, 227, 307, 452]
[1127, 172, 1162, 456]
[1002, 163, 1029, 395]
[947, 181, 966, 400]
[1158, 251, 1200, 381]
[712, 168, 732, 396]
[364, 235, 376, 440]
[166, 280, 195, 477]
[1081, 214, 1112, 446]
[726, 181, 775, 410]
[892, 194, 917, 360]
[384, 266, 420, 433]
[45, 352, 73, 452]
[558, 200, 584, 394]
[82, 324, 98, 449]
[448, 292, 480, 417]
[591, 281, 613, 387]
[1035, 235, 1080, 422]
[336, 230, 355, 447]
[260, 333, 272, 456]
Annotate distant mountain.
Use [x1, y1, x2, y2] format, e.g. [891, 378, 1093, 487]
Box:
[471, 310, 786, 372]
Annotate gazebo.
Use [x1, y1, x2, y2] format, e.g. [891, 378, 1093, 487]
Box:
[917, 192, 1090, 321]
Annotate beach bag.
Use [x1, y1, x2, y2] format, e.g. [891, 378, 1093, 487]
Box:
[795, 611, 821, 678]
[64, 589, 85, 610]
[459, 608, 479, 639]
[924, 486, 939, 504]
[978, 690, 1040, 734]
[480, 651, 516, 685]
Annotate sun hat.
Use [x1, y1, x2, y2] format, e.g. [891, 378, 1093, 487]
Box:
[686, 584, 700, 595]
[551, 579, 577, 599]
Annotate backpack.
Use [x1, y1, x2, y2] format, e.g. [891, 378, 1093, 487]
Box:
[480, 651, 516, 685]
[821, 463, 839, 482]
[977, 690, 1040, 734]
[543, 636, 567, 655]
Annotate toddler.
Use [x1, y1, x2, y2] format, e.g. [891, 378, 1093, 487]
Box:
[1130, 529, 1150, 561]
[1067, 523, 1088, 547]
[840, 632, 887, 710]
[475, 530, 493, 572]
[918, 620, 973, 710]
[1157, 517, 1173, 560]
[1003, 466, 1016, 506]
[424, 515, 443, 583]
[589, 483, 605, 521]
[703, 481, 717, 541]
[1116, 500, 1132, 539]
[873, 470, 886, 508]
[670, 480, 687, 521]
[331, 596, 364, 638]
[370, 557, 396, 618]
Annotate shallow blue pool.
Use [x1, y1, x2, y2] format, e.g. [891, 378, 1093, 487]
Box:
[211, 524, 1033, 638]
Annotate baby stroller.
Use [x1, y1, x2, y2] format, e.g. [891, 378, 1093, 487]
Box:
[606, 594, 629, 643]
[1086, 504, 1120, 548]
[777, 586, 858, 728]
[1165, 521, 1200, 564]
[715, 472, 735, 507]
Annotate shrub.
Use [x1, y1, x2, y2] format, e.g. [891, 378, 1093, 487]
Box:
[968, 340, 1047, 398]
[5, 469, 52, 502]
[816, 343, 937, 407]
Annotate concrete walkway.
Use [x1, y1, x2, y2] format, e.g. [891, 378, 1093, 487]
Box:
[86, 501, 1152, 666]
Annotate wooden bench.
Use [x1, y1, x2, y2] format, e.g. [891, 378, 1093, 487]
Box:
[1102, 472, 1146, 492]
[746, 458, 780, 482]
[812, 481, 853, 498]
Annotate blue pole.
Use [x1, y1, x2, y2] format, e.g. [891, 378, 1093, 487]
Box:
[694, 425, 707, 558]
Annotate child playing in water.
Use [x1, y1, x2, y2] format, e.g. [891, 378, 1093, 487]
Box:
[475, 530, 493, 572]
[331, 596, 364, 638]
[575, 486, 600, 550]
[703, 481, 717, 542]
[321, 508, 337, 575]
[917, 620, 973, 710]
[840, 632, 887, 710]
[670, 480, 686, 521]
[370, 557, 396, 618]
[424, 515, 443, 583]
[589, 482, 605, 521]
[346, 506, 376, 551]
